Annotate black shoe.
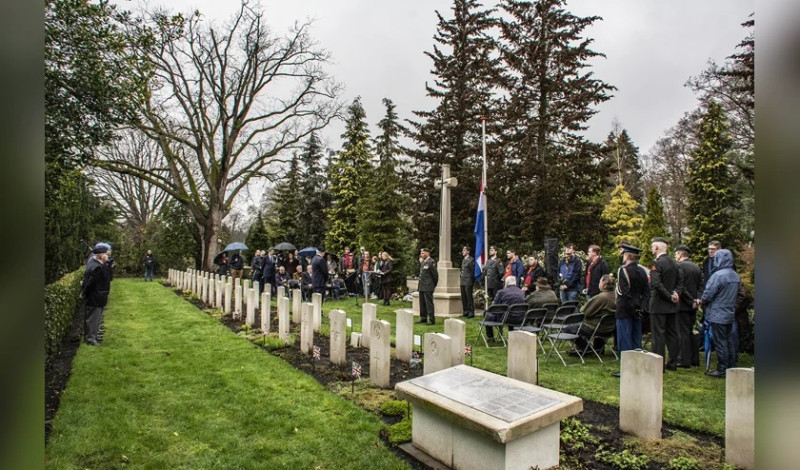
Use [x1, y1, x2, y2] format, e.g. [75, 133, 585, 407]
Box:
[611, 371, 621, 378]
[417, 319, 428, 324]
[705, 369, 726, 378]
[84, 339, 100, 346]
[428, 320, 435, 325]
[465, 313, 475, 318]
[665, 364, 677, 371]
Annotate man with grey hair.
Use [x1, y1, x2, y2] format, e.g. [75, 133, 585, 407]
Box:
[649, 237, 682, 371]
[80, 243, 113, 345]
[485, 276, 526, 341]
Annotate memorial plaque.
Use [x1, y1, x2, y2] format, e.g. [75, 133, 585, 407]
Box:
[414, 367, 559, 422]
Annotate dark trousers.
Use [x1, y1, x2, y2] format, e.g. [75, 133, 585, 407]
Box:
[487, 287, 498, 301]
[677, 309, 697, 366]
[460, 284, 474, 315]
[485, 310, 504, 338]
[711, 322, 735, 373]
[263, 276, 275, 295]
[85, 305, 104, 343]
[144, 265, 154, 281]
[252, 271, 262, 293]
[420, 291, 435, 323]
[615, 317, 642, 352]
[651, 313, 679, 368]
[313, 285, 326, 302]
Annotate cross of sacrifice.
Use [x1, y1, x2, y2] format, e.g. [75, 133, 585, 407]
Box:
[433, 163, 458, 265]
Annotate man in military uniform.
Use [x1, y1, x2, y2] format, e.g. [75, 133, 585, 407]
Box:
[418, 248, 439, 325]
[612, 245, 650, 377]
[460, 246, 475, 318]
[675, 245, 703, 367]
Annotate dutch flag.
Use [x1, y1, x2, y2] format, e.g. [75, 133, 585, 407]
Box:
[474, 180, 486, 281]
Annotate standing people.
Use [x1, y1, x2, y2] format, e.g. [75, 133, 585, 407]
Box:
[521, 254, 545, 294]
[483, 246, 504, 301]
[359, 249, 373, 298]
[612, 245, 650, 377]
[80, 243, 113, 345]
[701, 249, 740, 378]
[311, 247, 328, 301]
[417, 248, 438, 325]
[379, 251, 394, 306]
[675, 245, 703, 367]
[230, 250, 244, 283]
[582, 245, 610, 300]
[460, 246, 475, 318]
[217, 253, 229, 276]
[261, 249, 277, 295]
[251, 250, 264, 292]
[558, 243, 583, 303]
[503, 249, 524, 288]
[340, 246, 357, 294]
[648, 237, 683, 371]
[702, 240, 722, 284]
[143, 249, 156, 281]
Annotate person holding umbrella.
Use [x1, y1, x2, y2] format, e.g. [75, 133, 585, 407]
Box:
[311, 247, 328, 301]
[230, 250, 244, 282]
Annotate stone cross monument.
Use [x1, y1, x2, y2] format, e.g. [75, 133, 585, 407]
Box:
[432, 164, 464, 316]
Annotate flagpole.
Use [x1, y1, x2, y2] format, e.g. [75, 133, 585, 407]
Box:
[481, 117, 489, 307]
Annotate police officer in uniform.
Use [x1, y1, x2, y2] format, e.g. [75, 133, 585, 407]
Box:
[418, 248, 439, 325]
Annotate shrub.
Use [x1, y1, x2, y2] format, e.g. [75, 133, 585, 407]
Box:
[668, 456, 699, 470]
[386, 417, 411, 445]
[380, 400, 409, 417]
[45, 268, 84, 364]
[596, 446, 650, 470]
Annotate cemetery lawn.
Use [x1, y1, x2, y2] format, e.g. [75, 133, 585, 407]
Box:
[45, 279, 409, 470]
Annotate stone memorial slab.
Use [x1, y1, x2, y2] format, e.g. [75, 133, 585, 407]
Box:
[620, 350, 663, 440]
[507, 331, 538, 385]
[395, 309, 414, 362]
[361, 303, 377, 348]
[370, 320, 391, 389]
[726, 368, 754, 470]
[291, 289, 301, 324]
[424, 333, 452, 375]
[311, 293, 322, 331]
[329, 310, 347, 366]
[301, 303, 313, 354]
[396, 365, 582, 470]
[260, 291, 271, 333]
[444, 319, 466, 366]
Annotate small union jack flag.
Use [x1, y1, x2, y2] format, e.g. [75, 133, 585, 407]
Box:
[465, 344, 472, 356]
[412, 351, 420, 359]
[352, 361, 362, 379]
[313, 345, 320, 360]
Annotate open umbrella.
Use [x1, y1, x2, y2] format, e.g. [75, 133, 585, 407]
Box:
[298, 247, 317, 258]
[213, 252, 227, 265]
[223, 242, 248, 252]
[272, 242, 296, 251]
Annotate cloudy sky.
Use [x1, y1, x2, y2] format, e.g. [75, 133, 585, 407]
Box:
[140, 0, 753, 156]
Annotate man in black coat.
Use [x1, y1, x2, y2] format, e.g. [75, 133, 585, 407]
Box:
[612, 245, 650, 377]
[261, 249, 277, 295]
[418, 248, 438, 325]
[582, 244, 610, 300]
[675, 246, 703, 367]
[251, 250, 264, 293]
[460, 246, 475, 318]
[80, 243, 113, 345]
[483, 246, 504, 301]
[311, 247, 328, 300]
[648, 237, 683, 371]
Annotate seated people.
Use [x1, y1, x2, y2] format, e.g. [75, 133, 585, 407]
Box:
[275, 266, 290, 290]
[288, 264, 303, 290]
[485, 276, 526, 340]
[301, 265, 313, 300]
[525, 277, 558, 308]
[563, 274, 616, 354]
[328, 273, 346, 300]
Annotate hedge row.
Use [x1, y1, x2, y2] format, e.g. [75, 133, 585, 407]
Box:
[45, 268, 84, 364]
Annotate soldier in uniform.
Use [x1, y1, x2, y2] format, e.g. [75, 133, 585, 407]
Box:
[460, 246, 475, 318]
[612, 244, 650, 377]
[418, 248, 439, 325]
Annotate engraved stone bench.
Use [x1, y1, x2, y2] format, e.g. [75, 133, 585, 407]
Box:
[395, 365, 582, 470]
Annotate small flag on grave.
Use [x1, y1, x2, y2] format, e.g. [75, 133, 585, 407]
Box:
[313, 345, 320, 360]
[352, 361, 362, 379]
[465, 344, 472, 356]
[412, 351, 420, 360]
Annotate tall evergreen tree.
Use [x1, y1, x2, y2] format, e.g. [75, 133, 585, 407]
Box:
[602, 125, 644, 205]
[602, 185, 643, 250]
[686, 102, 741, 261]
[405, 0, 498, 259]
[297, 133, 331, 247]
[639, 186, 669, 266]
[325, 97, 373, 255]
[494, 0, 614, 249]
[245, 211, 271, 253]
[264, 153, 302, 244]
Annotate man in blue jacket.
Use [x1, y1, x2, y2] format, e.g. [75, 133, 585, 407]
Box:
[558, 243, 583, 303]
[700, 249, 740, 378]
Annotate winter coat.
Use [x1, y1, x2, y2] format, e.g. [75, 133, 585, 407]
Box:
[700, 249, 740, 324]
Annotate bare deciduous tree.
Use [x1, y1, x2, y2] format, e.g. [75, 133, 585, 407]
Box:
[97, 1, 341, 269]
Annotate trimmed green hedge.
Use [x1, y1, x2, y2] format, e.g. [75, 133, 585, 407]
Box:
[45, 268, 84, 364]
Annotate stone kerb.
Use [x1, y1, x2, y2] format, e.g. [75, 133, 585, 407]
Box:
[444, 318, 466, 366]
[508, 331, 538, 385]
[395, 309, 414, 362]
[278, 296, 290, 342]
[301, 303, 313, 355]
[291, 289, 301, 324]
[311, 293, 322, 331]
[725, 368, 754, 470]
[370, 320, 392, 389]
[328, 310, 347, 366]
[424, 333, 452, 375]
[361, 303, 377, 348]
[620, 350, 663, 440]
[260, 291, 271, 333]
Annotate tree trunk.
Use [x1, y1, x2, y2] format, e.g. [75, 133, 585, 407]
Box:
[194, 205, 224, 272]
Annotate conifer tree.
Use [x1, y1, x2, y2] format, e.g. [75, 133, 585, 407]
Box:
[325, 97, 373, 255]
[298, 133, 331, 247]
[602, 185, 643, 250]
[686, 102, 741, 261]
[264, 153, 302, 244]
[639, 186, 669, 266]
[245, 211, 271, 253]
[603, 125, 644, 205]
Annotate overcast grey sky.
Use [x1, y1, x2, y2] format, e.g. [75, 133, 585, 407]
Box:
[145, 0, 753, 156]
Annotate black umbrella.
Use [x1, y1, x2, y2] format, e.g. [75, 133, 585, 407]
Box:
[272, 242, 296, 251]
[213, 252, 227, 265]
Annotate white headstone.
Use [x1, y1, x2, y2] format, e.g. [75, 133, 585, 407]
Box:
[361, 303, 377, 348]
[216, 280, 223, 309]
[329, 310, 347, 366]
[444, 318, 466, 366]
[370, 320, 392, 389]
[301, 303, 313, 355]
[620, 350, 663, 440]
[246, 288, 255, 326]
[278, 296, 290, 342]
[311, 293, 323, 332]
[260, 291, 271, 333]
[277, 285, 285, 303]
[424, 333, 453, 375]
[208, 275, 215, 307]
[395, 309, 414, 362]
[508, 331, 538, 385]
[224, 281, 232, 314]
[350, 332, 362, 348]
[291, 289, 301, 324]
[234, 285, 243, 319]
[726, 368, 754, 470]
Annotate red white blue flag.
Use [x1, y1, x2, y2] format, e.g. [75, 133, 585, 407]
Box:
[352, 361, 362, 379]
[473, 180, 486, 281]
[313, 345, 320, 360]
[465, 344, 472, 356]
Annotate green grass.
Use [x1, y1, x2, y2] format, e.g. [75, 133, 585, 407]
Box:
[46, 279, 408, 470]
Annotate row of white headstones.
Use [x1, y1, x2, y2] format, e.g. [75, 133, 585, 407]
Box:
[166, 267, 754, 470]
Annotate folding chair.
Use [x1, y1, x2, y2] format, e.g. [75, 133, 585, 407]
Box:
[553, 305, 577, 321]
[504, 303, 529, 339]
[544, 312, 585, 366]
[476, 304, 509, 348]
[562, 299, 580, 309]
[543, 306, 578, 332]
[542, 303, 559, 318]
[580, 313, 618, 363]
[519, 308, 548, 352]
